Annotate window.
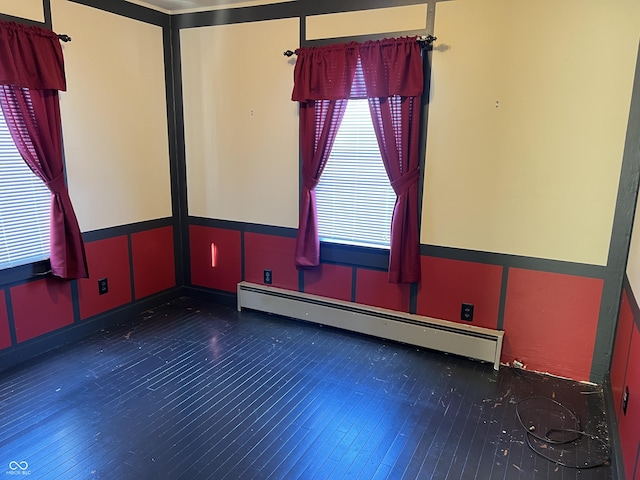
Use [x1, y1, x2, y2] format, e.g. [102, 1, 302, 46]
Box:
[315, 99, 396, 249]
[0, 109, 51, 269]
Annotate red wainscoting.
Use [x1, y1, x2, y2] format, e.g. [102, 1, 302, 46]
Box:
[244, 233, 298, 291]
[189, 225, 241, 292]
[78, 236, 132, 320]
[355, 268, 410, 312]
[11, 278, 73, 343]
[611, 289, 635, 419]
[417, 256, 502, 329]
[304, 263, 352, 302]
[618, 320, 640, 480]
[131, 226, 176, 300]
[502, 268, 603, 381]
[0, 291, 10, 350]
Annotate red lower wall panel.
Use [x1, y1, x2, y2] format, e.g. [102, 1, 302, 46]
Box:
[0, 291, 10, 350]
[611, 288, 635, 420]
[78, 236, 132, 320]
[502, 268, 603, 381]
[304, 264, 352, 302]
[11, 278, 73, 343]
[131, 226, 176, 300]
[417, 256, 502, 329]
[244, 233, 298, 291]
[189, 225, 242, 293]
[355, 269, 410, 312]
[618, 320, 640, 480]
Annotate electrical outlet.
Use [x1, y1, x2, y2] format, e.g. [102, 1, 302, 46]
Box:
[461, 303, 474, 321]
[98, 277, 109, 295]
[623, 386, 629, 415]
[263, 269, 272, 285]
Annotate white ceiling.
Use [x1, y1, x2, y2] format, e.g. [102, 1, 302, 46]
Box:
[124, 0, 293, 14]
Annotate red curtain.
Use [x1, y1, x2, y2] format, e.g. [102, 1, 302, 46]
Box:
[360, 38, 423, 283]
[295, 99, 349, 266]
[0, 20, 88, 279]
[293, 44, 358, 266]
[292, 37, 423, 283]
[0, 21, 66, 90]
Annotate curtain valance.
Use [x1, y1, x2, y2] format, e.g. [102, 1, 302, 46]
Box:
[292, 37, 422, 101]
[0, 20, 66, 91]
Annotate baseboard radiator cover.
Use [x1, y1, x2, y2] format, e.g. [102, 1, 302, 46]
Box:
[237, 282, 504, 370]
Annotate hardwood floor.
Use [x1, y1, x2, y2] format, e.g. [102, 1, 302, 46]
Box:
[0, 296, 614, 479]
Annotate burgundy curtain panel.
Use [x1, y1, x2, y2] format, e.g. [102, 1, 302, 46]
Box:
[294, 98, 349, 266]
[0, 20, 88, 279]
[292, 38, 423, 283]
[292, 44, 359, 266]
[360, 38, 423, 283]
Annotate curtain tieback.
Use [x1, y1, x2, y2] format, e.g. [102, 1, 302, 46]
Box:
[390, 168, 420, 195]
[45, 174, 67, 195]
[302, 168, 319, 190]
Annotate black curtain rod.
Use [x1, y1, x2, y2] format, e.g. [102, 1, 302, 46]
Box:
[283, 34, 436, 57]
[57, 34, 71, 42]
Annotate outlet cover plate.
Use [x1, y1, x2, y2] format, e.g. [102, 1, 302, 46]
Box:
[461, 303, 474, 321]
[98, 277, 109, 295]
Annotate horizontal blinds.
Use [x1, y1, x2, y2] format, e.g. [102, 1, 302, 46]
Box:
[0, 110, 50, 269]
[316, 99, 396, 248]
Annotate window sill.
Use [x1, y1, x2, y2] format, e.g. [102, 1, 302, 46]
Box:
[319, 241, 389, 270]
[0, 259, 52, 288]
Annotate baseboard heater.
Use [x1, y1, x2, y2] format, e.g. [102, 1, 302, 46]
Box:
[237, 282, 503, 370]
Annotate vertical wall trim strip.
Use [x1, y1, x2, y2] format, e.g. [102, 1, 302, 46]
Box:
[170, 21, 191, 287]
[497, 266, 509, 331]
[128, 234, 136, 300]
[5, 288, 17, 347]
[591, 41, 640, 383]
[409, 283, 418, 314]
[416, 0, 435, 225]
[164, 17, 186, 287]
[70, 280, 81, 324]
[351, 267, 357, 302]
[241, 230, 246, 282]
[43, 0, 52, 28]
[295, 14, 305, 290]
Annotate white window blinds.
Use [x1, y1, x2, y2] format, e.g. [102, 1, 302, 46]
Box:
[0, 109, 51, 269]
[315, 99, 396, 249]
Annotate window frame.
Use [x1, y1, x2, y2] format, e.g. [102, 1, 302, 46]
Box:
[0, 107, 53, 274]
[315, 98, 397, 250]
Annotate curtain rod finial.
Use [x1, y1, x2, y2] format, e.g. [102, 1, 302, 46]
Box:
[57, 34, 71, 43]
[284, 49, 296, 57]
[418, 34, 437, 45]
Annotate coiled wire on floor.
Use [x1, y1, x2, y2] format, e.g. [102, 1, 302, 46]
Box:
[515, 397, 610, 469]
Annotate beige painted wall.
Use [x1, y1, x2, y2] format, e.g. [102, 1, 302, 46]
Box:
[182, 18, 299, 228]
[306, 4, 427, 41]
[0, 0, 43, 22]
[422, 0, 640, 265]
[182, 0, 640, 266]
[52, 0, 172, 232]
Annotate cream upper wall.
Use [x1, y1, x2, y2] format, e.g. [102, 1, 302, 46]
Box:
[182, 18, 299, 228]
[306, 4, 427, 41]
[422, 0, 640, 265]
[52, 0, 172, 232]
[0, 0, 43, 22]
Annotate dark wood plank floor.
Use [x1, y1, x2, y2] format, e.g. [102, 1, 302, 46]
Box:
[0, 296, 614, 479]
